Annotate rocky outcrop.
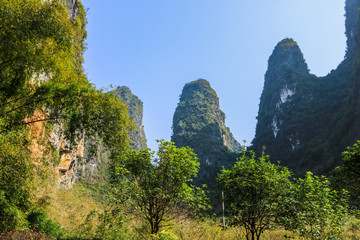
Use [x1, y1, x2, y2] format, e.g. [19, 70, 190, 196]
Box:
[171, 79, 241, 189]
[65, 0, 80, 20]
[28, 0, 86, 188]
[252, 0, 360, 176]
[114, 86, 147, 150]
[73, 86, 148, 184]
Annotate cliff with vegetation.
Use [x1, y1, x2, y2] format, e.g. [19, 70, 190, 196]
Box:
[252, 0, 360, 176]
[171, 79, 241, 189]
[113, 86, 147, 150]
[0, 0, 132, 233]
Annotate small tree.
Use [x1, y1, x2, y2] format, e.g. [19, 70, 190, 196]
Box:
[281, 172, 348, 239]
[331, 140, 360, 211]
[217, 151, 292, 240]
[113, 140, 208, 234]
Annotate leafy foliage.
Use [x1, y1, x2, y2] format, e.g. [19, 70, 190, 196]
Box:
[27, 209, 64, 239]
[281, 172, 348, 239]
[0, 0, 132, 234]
[217, 150, 292, 240]
[331, 140, 360, 211]
[112, 140, 208, 234]
[0, 129, 33, 231]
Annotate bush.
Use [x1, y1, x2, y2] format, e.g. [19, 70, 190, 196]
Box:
[151, 231, 178, 240]
[281, 172, 348, 239]
[27, 210, 64, 239]
[217, 150, 292, 240]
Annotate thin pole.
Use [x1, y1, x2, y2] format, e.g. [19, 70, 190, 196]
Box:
[222, 190, 226, 230]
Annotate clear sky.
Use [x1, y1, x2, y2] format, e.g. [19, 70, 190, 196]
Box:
[81, 0, 346, 151]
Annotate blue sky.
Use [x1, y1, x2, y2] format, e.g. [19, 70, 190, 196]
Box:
[81, 0, 346, 151]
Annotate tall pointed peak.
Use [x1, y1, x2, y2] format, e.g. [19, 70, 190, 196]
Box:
[171, 79, 241, 189]
[113, 86, 147, 150]
[180, 79, 218, 102]
[267, 38, 309, 74]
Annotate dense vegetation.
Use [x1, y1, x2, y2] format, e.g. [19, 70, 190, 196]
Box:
[252, 37, 352, 176]
[171, 79, 241, 190]
[3, 0, 360, 239]
[251, 0, 360, 177]
[0, 0, 132, 235]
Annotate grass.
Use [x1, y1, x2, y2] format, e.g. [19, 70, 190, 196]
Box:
[43, 182, 101, 235]
[34, 181, 360, 239]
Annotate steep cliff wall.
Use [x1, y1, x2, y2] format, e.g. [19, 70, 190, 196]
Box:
[27, 0, 87, 188]
[252, 0, 360, 175]
[74, 86, 148, 183]
[172, 79, 241, 189]
[114, 86, 147, 150]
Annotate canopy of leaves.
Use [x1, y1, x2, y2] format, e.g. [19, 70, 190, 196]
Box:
[331, 140, 360, 211]
[281, 172, 348, 239]
[0, 0, 132, 233]
[112, 140, 208, 234]
[217, 150, 292, 240]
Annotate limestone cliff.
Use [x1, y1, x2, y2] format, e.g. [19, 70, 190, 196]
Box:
[28, 0, 87, 188]
[252, 0, 360, 175]
[74, 86, 148, 183]
[114, 86, 147, 150]
[171, 79, 241, 189]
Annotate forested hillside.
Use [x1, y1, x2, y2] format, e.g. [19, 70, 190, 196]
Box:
[252, 0, 360, 176]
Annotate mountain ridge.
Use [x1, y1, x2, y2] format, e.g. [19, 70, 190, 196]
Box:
[251, 0, 359, 175]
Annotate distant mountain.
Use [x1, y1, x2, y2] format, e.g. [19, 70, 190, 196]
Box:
[171, 79, 241, 189]
[114, 86, 147, 150]
[252, 0, 360, 176]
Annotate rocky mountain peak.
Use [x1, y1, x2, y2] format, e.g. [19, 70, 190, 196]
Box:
[252, 3, 360, 176]
[114, 86, 147, 151]
[267, 38, 309, 76]
[172, 79, 241, 189]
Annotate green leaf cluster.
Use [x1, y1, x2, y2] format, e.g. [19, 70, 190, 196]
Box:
[281, 172, 348, 239]
[331, 140, 360, 211]
[112, 140, 209, 234]
[0, 0, 132, 234]
[217, 150, 292, 240]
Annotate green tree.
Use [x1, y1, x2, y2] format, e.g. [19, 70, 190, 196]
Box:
[112, 140, 208, 234]
[0, 0, 131, 152]
[331, 140, 360, 211]
[281, 172, 347, 239]
[0, 130, 33, 231]
[0, 0, 132, 233]
[217, 151, 292, 240]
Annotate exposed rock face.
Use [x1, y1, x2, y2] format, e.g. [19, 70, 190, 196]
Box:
[252, 0, 360, 176]
[114, 86, 147, 150]
[46, 0, 85, 188]
[65, 0, 79, 19]
[172, 79, 241, 189]
[73, 86, 148, 183]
